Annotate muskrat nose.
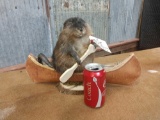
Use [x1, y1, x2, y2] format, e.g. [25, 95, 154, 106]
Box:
[80, 28, 83, 32]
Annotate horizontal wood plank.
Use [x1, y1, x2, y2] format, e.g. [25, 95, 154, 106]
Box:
[0, 38, 139, 73]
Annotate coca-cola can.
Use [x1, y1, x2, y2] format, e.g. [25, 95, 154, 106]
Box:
[83, 63, 106, 108]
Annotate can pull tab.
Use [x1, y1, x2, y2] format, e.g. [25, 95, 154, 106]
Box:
[90, 67, 99, 70]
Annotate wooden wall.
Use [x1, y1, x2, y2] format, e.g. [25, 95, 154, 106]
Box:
[0, 0, 143, 68]
[108, 0, 142, 43]
[0, 0, 52, 68]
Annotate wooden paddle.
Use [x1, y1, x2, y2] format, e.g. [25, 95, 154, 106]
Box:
[60, 44, 96, 83]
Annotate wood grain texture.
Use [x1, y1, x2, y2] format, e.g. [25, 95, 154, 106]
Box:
[0, 48, 160, 120]
[0, 38, 139, 73]
[0, 0, 143, 68]
[108, 0, 143, 43]
[0, 0, 52, 68]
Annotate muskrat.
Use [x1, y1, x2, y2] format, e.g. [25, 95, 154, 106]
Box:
[38, 17, 94, 73]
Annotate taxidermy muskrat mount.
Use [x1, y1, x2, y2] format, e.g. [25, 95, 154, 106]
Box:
[26, 17, 141, 95]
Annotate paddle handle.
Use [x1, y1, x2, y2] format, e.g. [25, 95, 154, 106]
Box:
[60, 44, 96, 83]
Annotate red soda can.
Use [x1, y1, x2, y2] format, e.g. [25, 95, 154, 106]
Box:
[83, 63, 106, 108]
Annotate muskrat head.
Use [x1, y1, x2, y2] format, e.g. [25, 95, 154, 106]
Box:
[63, 17, 92, 38]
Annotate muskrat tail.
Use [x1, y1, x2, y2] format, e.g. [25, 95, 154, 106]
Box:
[38, 53, 53, 68]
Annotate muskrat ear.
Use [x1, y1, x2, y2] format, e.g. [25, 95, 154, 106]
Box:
[63, 21, 73, 29]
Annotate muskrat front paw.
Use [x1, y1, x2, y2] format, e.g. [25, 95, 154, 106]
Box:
[77, 59, 81, 65]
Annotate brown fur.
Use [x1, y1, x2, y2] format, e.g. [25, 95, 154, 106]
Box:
[52, 17, 94, 73]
